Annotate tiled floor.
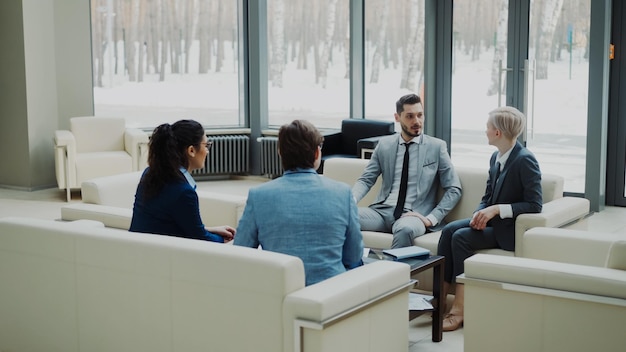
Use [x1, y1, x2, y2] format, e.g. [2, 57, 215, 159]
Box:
[2, 181, 626, 351]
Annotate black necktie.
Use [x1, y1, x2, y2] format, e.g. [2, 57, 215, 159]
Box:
[394, 142, 412, 219]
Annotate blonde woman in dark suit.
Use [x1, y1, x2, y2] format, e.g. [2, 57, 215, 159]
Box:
[437, 106, 543, 331]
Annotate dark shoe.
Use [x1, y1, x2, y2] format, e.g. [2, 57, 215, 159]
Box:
[442, 313, 464, 332]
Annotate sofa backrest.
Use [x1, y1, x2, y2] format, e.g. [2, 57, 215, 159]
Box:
[322, 157, 382, 207]
[81, 170, 143, 208]
[78, 171, 247, 228]
[71, 116, 126, 153]
[522, 227, 623, 267]
[444, 168, 564, 222]
[443, 167, 487, 221]
[323, 157, 565, 222]
[0, 217, 304, 352]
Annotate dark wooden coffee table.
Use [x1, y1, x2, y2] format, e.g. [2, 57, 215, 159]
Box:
[365, 250, 445, 342]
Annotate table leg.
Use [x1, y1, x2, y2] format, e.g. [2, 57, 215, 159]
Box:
[432, 258, 444, 342]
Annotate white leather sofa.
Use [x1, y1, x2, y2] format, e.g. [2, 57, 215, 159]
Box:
[323, 157, 590, 290]
[0, 217, 413, 352]
[60, 171, 247, 230]
[459, 227, 626, 352]
[54, 117, 149, 201]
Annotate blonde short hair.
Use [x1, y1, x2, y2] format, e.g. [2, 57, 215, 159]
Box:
[487, 106, 526, 140]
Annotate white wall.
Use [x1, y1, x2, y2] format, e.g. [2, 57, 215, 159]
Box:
[0, 0, 93, 190]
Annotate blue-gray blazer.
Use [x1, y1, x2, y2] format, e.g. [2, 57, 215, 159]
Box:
[353, 134, 462, 229]
[234, 168, 364, 286]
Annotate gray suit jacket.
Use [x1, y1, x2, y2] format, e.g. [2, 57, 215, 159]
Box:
[352, 134, 462, 229]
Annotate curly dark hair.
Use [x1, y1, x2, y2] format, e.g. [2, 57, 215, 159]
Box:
[142, 119, 205, 198]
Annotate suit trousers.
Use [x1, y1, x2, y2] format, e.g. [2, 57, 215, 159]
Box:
[437, 218, 499, 283]
[358, 205, 427, 248]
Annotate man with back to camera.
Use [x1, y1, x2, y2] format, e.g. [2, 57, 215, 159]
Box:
[352, 93, 462, 248]
[234, 119, 363, 286]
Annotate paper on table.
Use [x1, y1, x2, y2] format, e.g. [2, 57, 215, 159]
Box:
[411, 292, 434, 302]
[363, 247, 370, 258]
[409, 292, 434, 311]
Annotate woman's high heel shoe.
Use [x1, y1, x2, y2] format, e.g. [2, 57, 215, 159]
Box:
[442, 313, 464, 331]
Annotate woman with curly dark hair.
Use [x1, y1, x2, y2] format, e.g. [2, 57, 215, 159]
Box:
[130, 119, 235, 243]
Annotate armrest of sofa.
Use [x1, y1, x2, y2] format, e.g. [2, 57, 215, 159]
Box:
[357, 135, 384, 158]
[283, 260, 412, 352]
[462, 254, 626, 300]
[54, 130, 77, 189]
[54, 130, 75, 148]
[61, 203, 132, 230]
[514, 196, 590, 256]
[521, 227, 625, 266]
[196, 191, 247, 228]
[81, 171, 143, 208]
[124, 128, 150, 170]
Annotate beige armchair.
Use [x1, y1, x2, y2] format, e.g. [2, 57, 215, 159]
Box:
[459, 227, 626, 352]
[54, 117, 149, 201]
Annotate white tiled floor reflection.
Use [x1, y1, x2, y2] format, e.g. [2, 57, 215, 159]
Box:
[2, 181, 626, 352]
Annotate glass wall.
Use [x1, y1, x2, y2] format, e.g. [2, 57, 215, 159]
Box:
[90, 0, 243, 129]
[450, 0, 508, 171]
[87, 0, 599, 196]
[450, 0, 590, 193]
[364, 0, 425, 123]
[266, 0, 350, 129]
[526, 0, 590, 193]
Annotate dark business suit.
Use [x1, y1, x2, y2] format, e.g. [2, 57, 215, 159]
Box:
[437, 141, 542, 283]
[130, 168, 223, 242]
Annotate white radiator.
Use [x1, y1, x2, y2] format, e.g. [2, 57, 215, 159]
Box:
[258, 136, 283, 177]
[194, 134, 250, 176]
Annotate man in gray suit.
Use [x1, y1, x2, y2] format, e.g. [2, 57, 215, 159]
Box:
[352, 94, 462, 248]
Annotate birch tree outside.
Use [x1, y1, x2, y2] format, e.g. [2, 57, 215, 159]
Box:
[265, 0, 426, 128]
[450, 0, 591, 192]
[91, 0, 591, 191]
[91, 0, 241, 128]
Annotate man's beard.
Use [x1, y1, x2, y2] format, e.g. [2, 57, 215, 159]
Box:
[402, 124, 421, 138]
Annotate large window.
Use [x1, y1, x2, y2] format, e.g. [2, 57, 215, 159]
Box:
[450, 0, 590, 193]
[90, 0, 243, 129]
[266, 0, 350, 129]
[365, 0, 425, 123]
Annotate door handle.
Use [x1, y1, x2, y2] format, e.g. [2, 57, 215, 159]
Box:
[522, 59, 536, 142]
[498, 59, 513, 107]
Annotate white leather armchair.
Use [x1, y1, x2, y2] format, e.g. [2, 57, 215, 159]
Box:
[459, 228, 626, 352]
[54, 117, 149, 201]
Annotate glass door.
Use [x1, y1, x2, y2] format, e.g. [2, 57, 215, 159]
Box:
[451, 0, 591, 194]
[450, 0, 509, 171]
[525, 0, 590, 193]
